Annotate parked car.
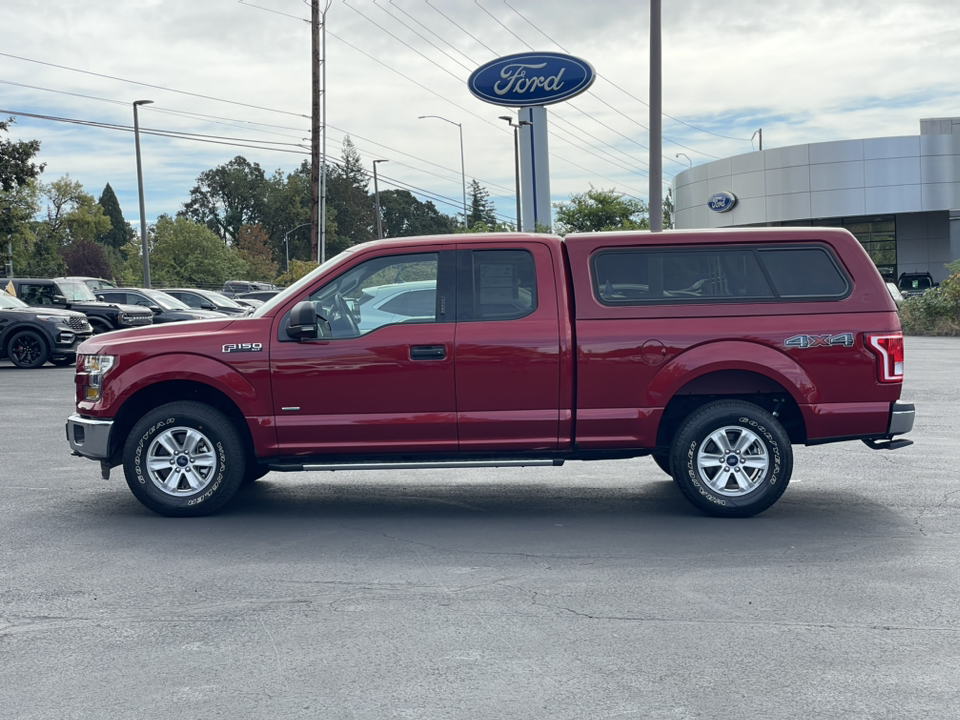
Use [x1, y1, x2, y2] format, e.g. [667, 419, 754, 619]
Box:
[351, 280, 437, 333]
[10, 278, 153, 334]
[886, 282, 905, 305]
[55, 276, 117, 292]
[221, 280, 277, 298]
[897, 271, 937, 297]
[67, 228, 914, 518]
[232, 298, 265, 310]
[97, 288, 228, 324]
[236, 289, 282, 302]
[162, 288, 252, 316]
[0, 291, 92, 368]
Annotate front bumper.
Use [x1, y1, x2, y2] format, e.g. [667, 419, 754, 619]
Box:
[66, 414, 113, 459]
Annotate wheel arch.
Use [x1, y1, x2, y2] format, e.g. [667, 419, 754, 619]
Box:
[651, 342, 815, 449]
[107, 379, 256, 467]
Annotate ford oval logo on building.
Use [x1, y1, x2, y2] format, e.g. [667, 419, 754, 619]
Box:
[468, 52, 595, 107]
[708, 191, 737, 213]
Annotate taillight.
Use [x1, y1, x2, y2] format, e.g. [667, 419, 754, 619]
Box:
[866, 333, 904, 383]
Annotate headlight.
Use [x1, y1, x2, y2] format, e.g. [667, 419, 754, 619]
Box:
[79, 354, 116, 375]
[36, 314, 70, 325]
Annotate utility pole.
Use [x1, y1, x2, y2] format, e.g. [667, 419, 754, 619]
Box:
[310, 0, 321, 262]
[649, 0, 663, 232]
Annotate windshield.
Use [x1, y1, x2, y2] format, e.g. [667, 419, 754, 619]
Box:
[57, 280, 98, 302]
[0, 293, 29, 309]
[141, 289, 191, 311]
[253, 249, 359, 318]
[204, 291, 243, 309]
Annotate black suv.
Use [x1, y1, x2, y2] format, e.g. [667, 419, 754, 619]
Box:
[897, 271, 937, 298]
[1, 291, 92, 368]
[11, 278, 153, 334]
[98, 288, 228, 324]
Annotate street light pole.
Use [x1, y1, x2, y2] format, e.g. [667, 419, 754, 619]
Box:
[498, 115, 531, 231]
[372, 159, 389, 239]
[133, 99, 153, 287]
[284, 223, 311, 274]
[676, 152, 692, 168]
[418, 115, 467, 229]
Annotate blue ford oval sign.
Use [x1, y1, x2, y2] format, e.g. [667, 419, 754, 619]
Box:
[468, 52, 595, 107]
[708, 191, 737, 213]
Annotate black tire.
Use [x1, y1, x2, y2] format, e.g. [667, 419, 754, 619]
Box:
[8, 329, 50, 369]
[651, 452, 672, 476]
[669, 400, 792, 518]
[51, 354, 76, 367]
[122, 401, 246, 517]
[89, 319, 111, 334]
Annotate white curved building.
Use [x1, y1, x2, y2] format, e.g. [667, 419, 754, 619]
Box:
[673, 118, 960, 283]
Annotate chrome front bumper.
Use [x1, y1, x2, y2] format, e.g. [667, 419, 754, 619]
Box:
[66, 414, 114, 459]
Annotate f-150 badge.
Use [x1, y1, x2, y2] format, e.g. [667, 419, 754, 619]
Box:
[222, 342, 263, 353]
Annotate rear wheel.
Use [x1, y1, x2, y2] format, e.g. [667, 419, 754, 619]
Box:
[669, 400, 792, 518]
[8, 330, 49, 369]
[122, 401, 245, 517]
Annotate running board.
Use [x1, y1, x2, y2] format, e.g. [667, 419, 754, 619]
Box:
[268, 459, 565, 473]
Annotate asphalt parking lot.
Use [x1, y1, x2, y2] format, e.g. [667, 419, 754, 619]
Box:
[2, 336, 959, 720]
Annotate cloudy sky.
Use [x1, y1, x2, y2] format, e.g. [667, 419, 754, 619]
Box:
[2, 0, 958, 229]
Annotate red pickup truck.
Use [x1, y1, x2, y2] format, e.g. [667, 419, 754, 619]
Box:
[66, 228, 914, 518]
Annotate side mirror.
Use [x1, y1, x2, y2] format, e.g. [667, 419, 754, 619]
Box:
[149, 305, 163, 314]
[96, 294, 105, 302]
[287, 301, 319, 340]
[201, 301, 217, 310]
[52, 295, 67, 305]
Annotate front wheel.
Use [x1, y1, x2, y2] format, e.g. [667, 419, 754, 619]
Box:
[122, 401, 246, 517]
[8, 330, 50, 369]
[669, 400, 792, 518]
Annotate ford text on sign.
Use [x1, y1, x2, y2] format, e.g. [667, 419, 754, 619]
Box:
[468, 52, 595, 107]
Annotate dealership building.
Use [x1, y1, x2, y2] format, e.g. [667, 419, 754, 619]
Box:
[672, 118, 960, 283]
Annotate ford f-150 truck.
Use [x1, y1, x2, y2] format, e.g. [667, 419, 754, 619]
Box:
[66, 228, 915, 518]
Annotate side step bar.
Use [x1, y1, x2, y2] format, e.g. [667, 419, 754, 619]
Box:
[268, 459, 565, 473]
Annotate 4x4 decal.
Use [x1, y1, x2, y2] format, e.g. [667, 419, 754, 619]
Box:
[784, 333, 854, 349]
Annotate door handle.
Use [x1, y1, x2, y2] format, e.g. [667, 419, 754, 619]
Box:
[410, 345, 447, 360]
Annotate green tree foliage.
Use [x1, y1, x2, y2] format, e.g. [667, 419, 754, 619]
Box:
[275, 259, 318, 287]
[261, 163, 312, 264]
[235, 224, 279, 281]
[553, 186, 649, 235]
[0, 117, 45, 192]
[95, 183, 133, 250]
[899, 261, 960, 336]
[0, 180, 41, 277]
[466, 179, 497, 230]
[40, 176, 111, 248]
[379, 189, 456, 238]
[180, 156, 268, 243]
[324, 137, 373, 253]
[149, 215, 247, 287]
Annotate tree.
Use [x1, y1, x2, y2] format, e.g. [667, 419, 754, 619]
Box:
[0, 117, 45, 193]
[61, 238, 113, 279]
[466, 179, 497, 230]
[0, 180, 41, 278]
[180, 156, 268, 243]
[96, 183, 133, 250]
[149, 215, 247, 287]
[235, 224, 279, 281]
[553, 187, 649, 235]
[40, 176, 110, 248]
[379, 189, 457, 238]
[325, 137, 373, 253]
